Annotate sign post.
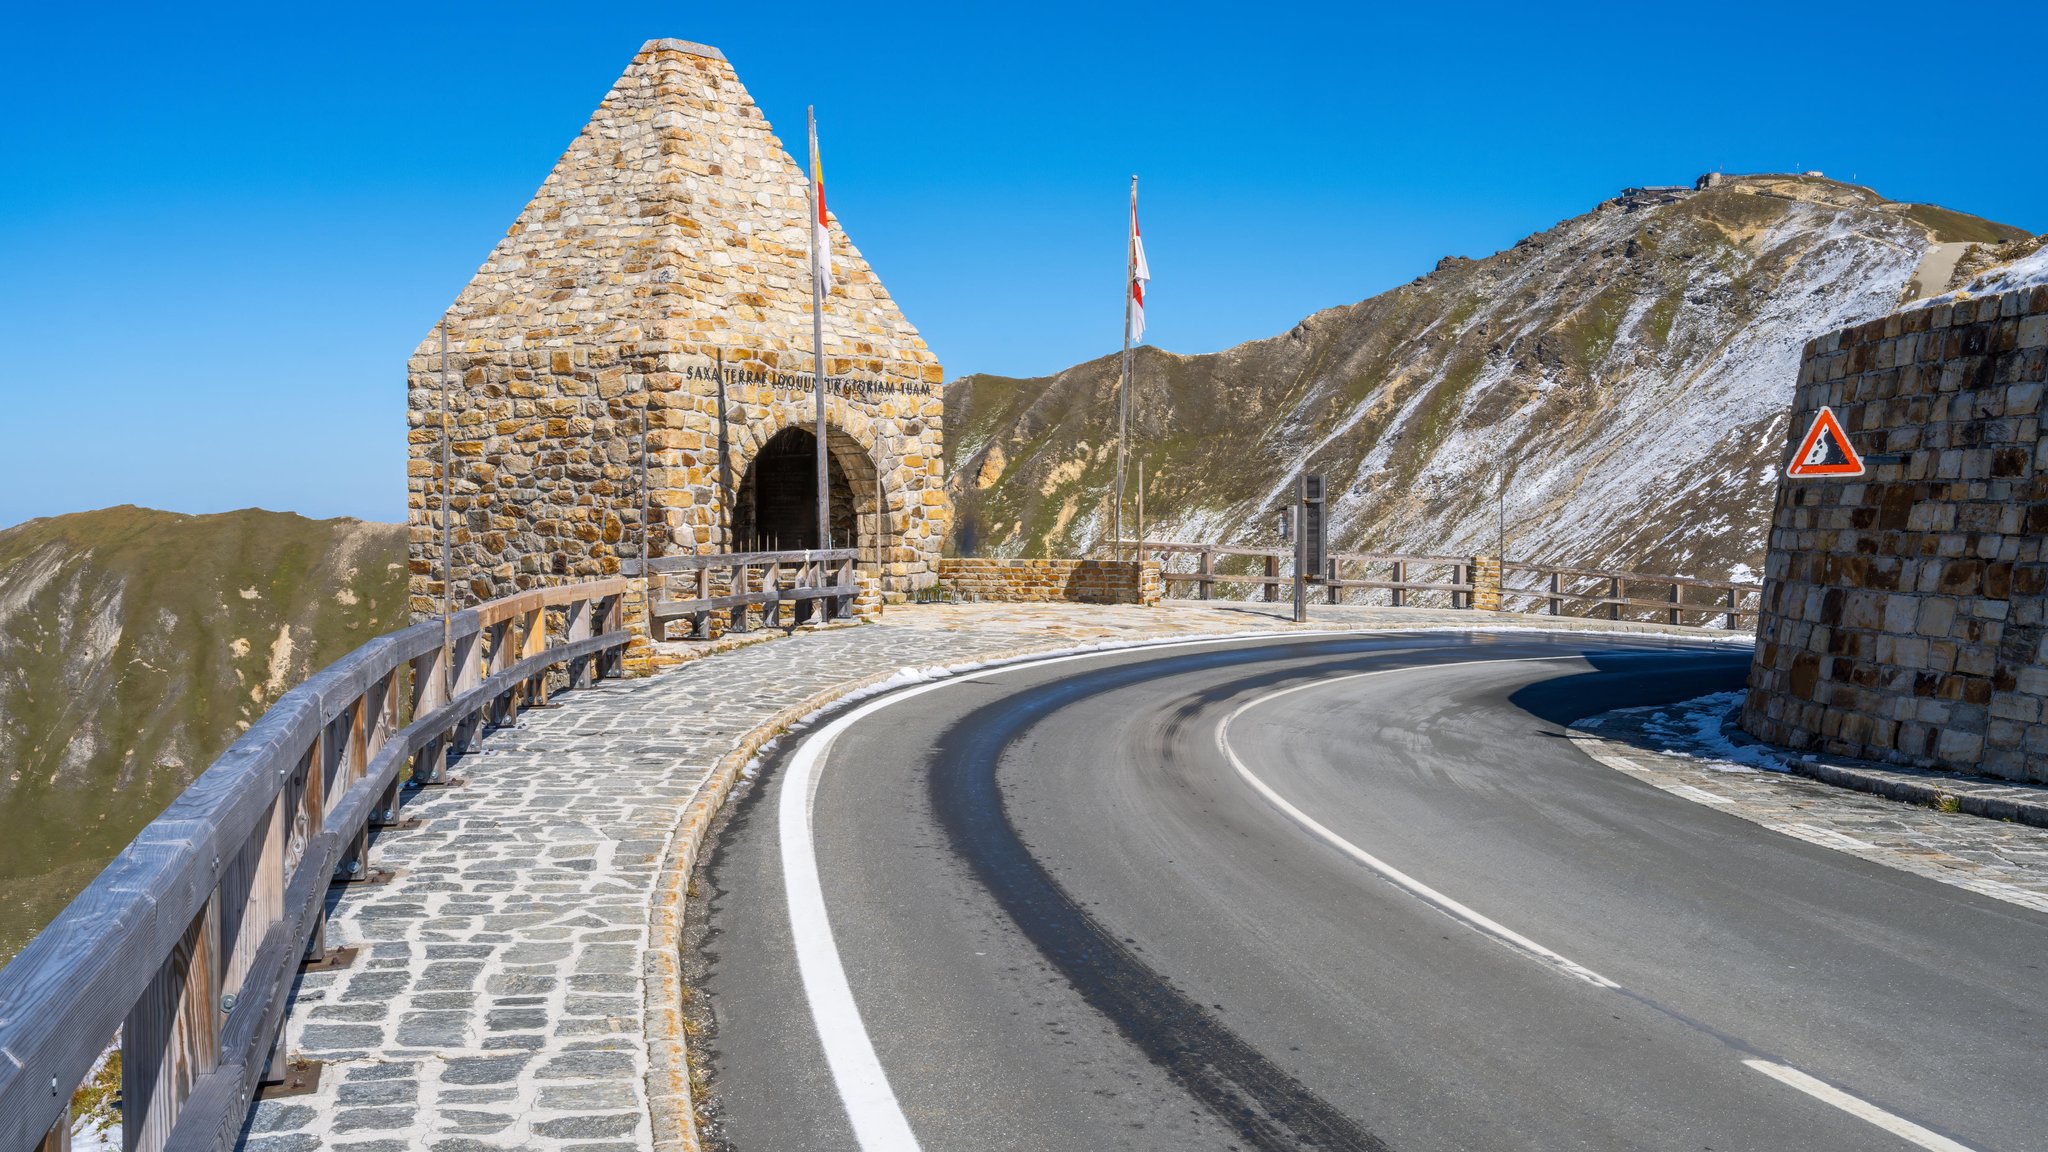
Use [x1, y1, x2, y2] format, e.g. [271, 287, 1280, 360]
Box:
[1293, 473, 1325, 623]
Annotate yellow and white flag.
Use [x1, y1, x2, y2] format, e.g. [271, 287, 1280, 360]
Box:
[808, 109, 833, 297]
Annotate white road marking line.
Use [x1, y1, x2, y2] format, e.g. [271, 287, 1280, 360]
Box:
[781, 684, 945, 1151]
[1743, 1060, 1981, 1152]
[770, 636, 1726, 1147]
[1217, 658, 1623, 988]
[772, 629, 1442, 1148]
[1221, 665, 1987, 1152]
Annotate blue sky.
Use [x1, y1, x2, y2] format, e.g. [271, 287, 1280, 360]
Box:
[3, 1, 2043, 528]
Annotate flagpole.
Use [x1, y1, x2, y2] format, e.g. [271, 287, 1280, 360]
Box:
[438, 323, 454, 700]
[1114, 175, 1136, 562]
[809, 106, 829, 556]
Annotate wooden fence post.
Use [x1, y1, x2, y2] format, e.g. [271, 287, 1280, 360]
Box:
[482, 617, 510, 729]
[369, 670, 401, 829]
[1263, 554, 1279, 602]
[411, 640, 451, 784]
[223, 787, 287, 1086]
[1199, 549, 1214, 601]
[122, 896, 222, 1152]
[325, 701, 367, 885]
[687, 563, 705, 637]
[1724, 587, 1738, 631]
[565, 596, 594, 688]
[295, 727, 331, 964]
[1548, 571, 1561, 616]
[1608, 576, 1621, 621]
[1454, 563, 1470, 610]
[520, 601, 547, 707]
[598, 594, 625, 679]
[1326, 558, 1340, 605]
[727, 562, 748, 635]
[1390, 560, 1405, 608]
[1668, 583, 1682, 627]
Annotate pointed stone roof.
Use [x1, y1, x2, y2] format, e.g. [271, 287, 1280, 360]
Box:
[418, 38, 941, 384]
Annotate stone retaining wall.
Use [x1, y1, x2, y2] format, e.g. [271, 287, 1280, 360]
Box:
[1470, 556, 1503, 611]
[1742, 284, 2048, 781]
[938, 558, 1161, 606]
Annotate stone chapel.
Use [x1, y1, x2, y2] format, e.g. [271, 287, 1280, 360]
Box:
[405, 38, 947, 623]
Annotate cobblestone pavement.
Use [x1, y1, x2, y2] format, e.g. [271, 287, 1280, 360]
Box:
[245, 600, 1747, 1151]
[1573, 696, 2048, 915]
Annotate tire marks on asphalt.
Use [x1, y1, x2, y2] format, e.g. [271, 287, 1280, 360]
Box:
[927, 659, 1394, 1152]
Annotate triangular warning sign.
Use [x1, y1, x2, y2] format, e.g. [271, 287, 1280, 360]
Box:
[1787, 406, 1864, 478]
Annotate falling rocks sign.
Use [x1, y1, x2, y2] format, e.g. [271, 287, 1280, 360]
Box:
[1786, 406, 1864, 478]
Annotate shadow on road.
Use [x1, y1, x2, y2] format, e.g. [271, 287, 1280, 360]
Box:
[1507, 647, 1751, 744]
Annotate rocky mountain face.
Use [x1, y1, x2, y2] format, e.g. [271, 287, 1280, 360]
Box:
[0, 507, 406, 961]
[945, 175, 2035, 584]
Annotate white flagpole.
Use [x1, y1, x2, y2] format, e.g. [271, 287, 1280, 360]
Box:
[1114, 175, 1136, 562]
[809, 107, 829, 555]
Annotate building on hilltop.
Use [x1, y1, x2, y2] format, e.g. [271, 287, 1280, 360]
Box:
[406, 37, 948, 637]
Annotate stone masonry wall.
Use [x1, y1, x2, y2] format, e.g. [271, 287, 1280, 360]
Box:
[407, 39, 948, 665]
[938, 559, 1161, 606]
[1742, 284, 2048, 780]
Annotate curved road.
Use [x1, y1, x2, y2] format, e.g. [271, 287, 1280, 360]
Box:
[698, 633, 2045, 1151]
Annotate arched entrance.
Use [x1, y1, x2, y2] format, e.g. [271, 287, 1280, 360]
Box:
[733, 427, 860, 552]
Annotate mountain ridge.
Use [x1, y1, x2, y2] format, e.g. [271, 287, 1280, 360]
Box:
[944, 174, 2035, 581]
[0, 506, 406, 960]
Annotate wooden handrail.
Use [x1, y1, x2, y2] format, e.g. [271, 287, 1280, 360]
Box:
[1120, 540, 1757, 628]
[0, 579, 631, 1152]
[1502, 561, 1751, 593]
[641, 549, 859, 638]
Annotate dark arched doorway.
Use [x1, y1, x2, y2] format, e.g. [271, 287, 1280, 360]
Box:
[733, 427, 859, 552]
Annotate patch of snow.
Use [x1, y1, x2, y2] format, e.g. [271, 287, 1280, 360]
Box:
[1637, 691, 1792, 772]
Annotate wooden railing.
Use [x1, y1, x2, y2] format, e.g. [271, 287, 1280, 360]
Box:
[0, 579, 629, 1152]
[1124, 542, 1478, 607]
[1501, 562, 1757, 629]
[1119, 541, 1758, 629]
[624, 548, 858, 640]
[1324, 553, 1479, 608]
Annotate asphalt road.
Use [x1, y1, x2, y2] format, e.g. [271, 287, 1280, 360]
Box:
[697, 633, 2046, 1151]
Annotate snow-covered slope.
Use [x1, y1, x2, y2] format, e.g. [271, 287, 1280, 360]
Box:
[945, 175, 2033, 582]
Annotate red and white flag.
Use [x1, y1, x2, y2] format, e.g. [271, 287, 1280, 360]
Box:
[1129, 185, 1149, 341]
[808, 109, 833, 297]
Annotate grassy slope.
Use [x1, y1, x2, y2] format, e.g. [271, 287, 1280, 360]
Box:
[0, 507, 406, 961]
